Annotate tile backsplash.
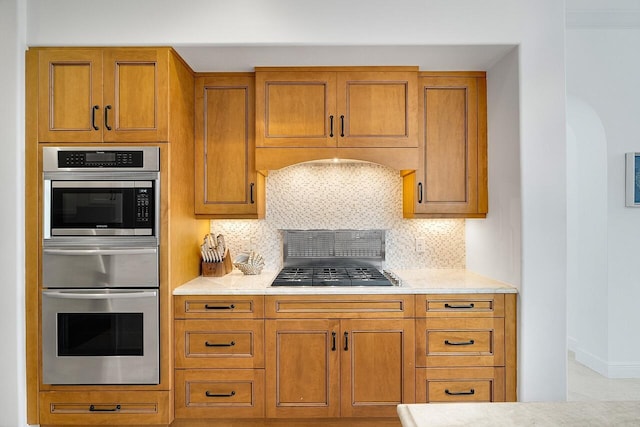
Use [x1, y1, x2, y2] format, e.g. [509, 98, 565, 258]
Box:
[209, 162, 465, 271]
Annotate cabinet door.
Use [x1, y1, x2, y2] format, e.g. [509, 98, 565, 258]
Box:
[256, 71, 336, 148]
[336, 71, 418, 148]
[102, 48, 168, 142]
[414, 76, 487, 216]
[38, 49, 103, 143]
[195, 76, 264, 218]
[265, 319, 340, 418]
[340, 319, 415, 417]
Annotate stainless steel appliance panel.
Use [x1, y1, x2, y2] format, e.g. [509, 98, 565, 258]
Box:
[42, 246, 158, 288]
[42, 289, 159, 385]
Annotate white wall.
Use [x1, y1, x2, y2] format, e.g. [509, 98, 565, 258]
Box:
[0, 0, 26, 426]
[566, 27, 640, 377]
[7, 2, 567, 422]
[566, 96, 609, 374]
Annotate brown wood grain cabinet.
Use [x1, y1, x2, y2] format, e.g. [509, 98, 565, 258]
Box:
[174, 296, 266, 419]
[255, 67, 420, 170]
[403, 72, 488, 218]
[194, 74, 265, 218]
[37, 47, 169, 143]
[415, 293, 517, 403]
[26, 47, 209, 426]
[265, 295, 415, 419]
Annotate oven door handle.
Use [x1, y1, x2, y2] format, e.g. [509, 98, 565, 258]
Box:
[43, 248, 157, 256]
[42, 290, 158, 300]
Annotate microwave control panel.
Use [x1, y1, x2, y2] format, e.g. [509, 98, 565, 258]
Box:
[135, 188, 153, 224]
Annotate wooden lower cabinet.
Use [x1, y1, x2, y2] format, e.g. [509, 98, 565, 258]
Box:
[171, 292, 515, 424]
[265, 315, 415, 418]
[175, 369, 265, 419]
[416, 367, 505, 403]
[39, 391, 171, 425]
[414, 293, 516, 404]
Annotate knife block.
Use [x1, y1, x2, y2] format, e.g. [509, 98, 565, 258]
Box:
[201, 248, 233, 277]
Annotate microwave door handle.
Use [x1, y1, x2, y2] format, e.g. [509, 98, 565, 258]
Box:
[42, 248, 157, 256]
[42, 290, 158, 300]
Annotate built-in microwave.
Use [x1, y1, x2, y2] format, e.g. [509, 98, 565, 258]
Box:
[42, 147, 160, 239]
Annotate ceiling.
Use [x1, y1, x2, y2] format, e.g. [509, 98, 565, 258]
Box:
[174, 44, 516, 73]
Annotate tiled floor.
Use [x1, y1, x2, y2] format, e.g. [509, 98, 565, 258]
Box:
[568, 352, 640, 401]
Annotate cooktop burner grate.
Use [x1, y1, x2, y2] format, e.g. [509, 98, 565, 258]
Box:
[271, 266, 393, 287]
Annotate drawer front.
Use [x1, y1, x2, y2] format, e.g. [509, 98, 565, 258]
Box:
[418, 294, 505, 317]
[175, 369, 265, 418]
[416, 318, 505, 367]
[266, 294, 414, 319]
[175, 295, 264, 319]
[417, 367, 505, 402]
[39, 391, 170, 425]
[175, 319, 264, 368]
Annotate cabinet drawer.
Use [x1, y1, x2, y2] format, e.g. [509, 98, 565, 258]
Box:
[417, 367, 505, 403]
[175, 295, 264, 319]
[175, 319, 264, 368]
[417, 294, 504, 317]
[175, 369, 265, 418]
[416, 317, 505, 367]
[266, 294, 414, 319]
[39, 391, 170, 425]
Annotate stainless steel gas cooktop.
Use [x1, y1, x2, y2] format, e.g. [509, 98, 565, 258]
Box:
[271, 230, 398, 287]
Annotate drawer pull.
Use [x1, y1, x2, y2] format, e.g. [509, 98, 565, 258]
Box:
[445, 388, 475, 396]
[444, 339, 475, 346]
[205, 304, 235, 310]
[444, 303, 475, 309]
[206, 390, 236, 398]
[89, 404, 121, 412]
[205, 340, 236, 347]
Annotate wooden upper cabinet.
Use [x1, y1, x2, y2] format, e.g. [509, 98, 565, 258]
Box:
[255, 67, 418, 160]
[194, 74, 265, 218]
[38, 49, 103, 143]
[37, 47, 169, 143]
[256, 71, 336, 148]
[336, 71, 418, 148]
[403, 73, 488, 218]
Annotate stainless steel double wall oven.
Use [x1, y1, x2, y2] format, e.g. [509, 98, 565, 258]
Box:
[41, 146, 160, 385]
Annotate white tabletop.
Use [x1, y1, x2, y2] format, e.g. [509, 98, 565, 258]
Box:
[397, 402, 640, 427]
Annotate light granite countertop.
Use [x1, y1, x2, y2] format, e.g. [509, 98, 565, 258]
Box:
[173, 268, 517, 295]
[397, 402, 640, 427]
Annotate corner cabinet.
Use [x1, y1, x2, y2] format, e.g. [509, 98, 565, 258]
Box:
[403, 73, 488, 218]
[255, 67, 419, 170]
[37, 48, 169, 143]
[194, 74, 265, 218]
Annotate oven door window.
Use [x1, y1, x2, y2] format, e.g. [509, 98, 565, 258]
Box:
[57, 312, 144, 356]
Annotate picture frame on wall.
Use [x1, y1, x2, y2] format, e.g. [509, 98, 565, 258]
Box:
[625, 152, 640, 207]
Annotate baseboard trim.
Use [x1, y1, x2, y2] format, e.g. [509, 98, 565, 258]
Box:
[570, 341, 640, 379]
